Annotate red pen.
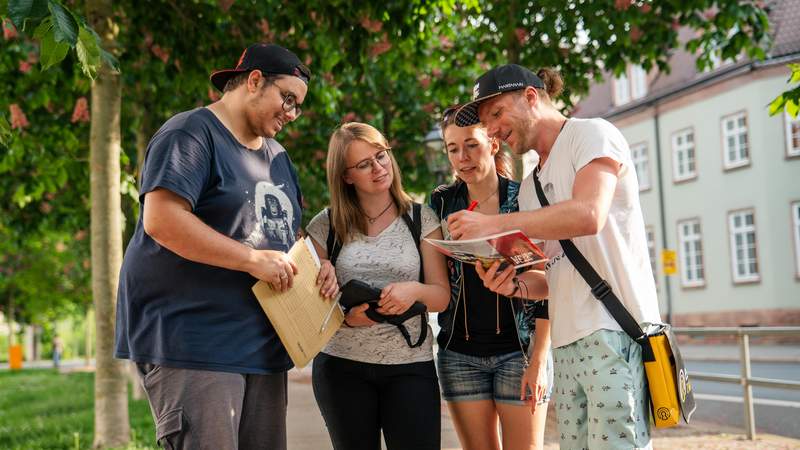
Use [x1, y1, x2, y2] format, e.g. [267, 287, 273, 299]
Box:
[466, 200, 478, 211]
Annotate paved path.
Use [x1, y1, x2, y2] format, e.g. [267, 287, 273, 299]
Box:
[286, 368, 800, 450]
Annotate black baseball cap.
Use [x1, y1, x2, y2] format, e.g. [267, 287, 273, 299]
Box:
[210, 43, 311, 92]
[455, 64, 544, 127]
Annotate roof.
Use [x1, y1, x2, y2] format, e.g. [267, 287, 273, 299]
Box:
[573, 0, 800, 119]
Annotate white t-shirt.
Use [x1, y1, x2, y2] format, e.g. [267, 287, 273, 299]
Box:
[519, 118, 662, 348]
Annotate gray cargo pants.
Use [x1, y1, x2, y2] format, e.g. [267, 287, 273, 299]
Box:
[136, 363, 288, 450]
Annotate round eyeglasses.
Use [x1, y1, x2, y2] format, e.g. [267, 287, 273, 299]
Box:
[346, 149, 392, 172]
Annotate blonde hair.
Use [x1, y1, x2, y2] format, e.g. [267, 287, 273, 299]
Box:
[441, 104, 513, 180]
[326, 122, 413, 243]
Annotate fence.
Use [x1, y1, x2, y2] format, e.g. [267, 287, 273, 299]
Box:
[673, 326, 800, 440]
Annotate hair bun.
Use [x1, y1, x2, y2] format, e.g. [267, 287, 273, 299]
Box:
[537, 68, 564, 99]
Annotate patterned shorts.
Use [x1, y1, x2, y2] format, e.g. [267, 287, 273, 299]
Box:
[552, 329, 652, 450]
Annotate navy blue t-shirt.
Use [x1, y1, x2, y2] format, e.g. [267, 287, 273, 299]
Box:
[114, 107, 302, 374]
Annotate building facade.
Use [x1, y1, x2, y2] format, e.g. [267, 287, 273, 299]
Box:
[565, 2, 800, 328]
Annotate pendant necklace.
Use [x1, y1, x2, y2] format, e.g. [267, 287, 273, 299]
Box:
[365, 201, 394, 224]
[468, 188, 498, 210]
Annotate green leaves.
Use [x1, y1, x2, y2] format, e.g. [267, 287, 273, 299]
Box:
[0, 114, 11, 147]
[7, 0, 115, 78]
[34, 18, 70, 70]
[47, 0, 78, 45]
[8, 0, 48, 29]
[790, 63, 800, 84]
[76, 26, 100, 78]
[769, 64, 800, 119]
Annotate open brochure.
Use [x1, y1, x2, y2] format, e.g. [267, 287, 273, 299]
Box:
[425, 229, 547, 269]
[252, 237, 344, 368]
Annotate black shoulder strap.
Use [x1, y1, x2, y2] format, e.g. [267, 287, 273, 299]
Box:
[326, 208, 342, 266]
[400, 202, 424, 282]
[328, 204, 422, 276]
[532, 169, 646, 343]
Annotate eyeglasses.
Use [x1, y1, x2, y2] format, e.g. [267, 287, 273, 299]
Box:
[346, 149, 392, 172]
[273, 83, 302, 117]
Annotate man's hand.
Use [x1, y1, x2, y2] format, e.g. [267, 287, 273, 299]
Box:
[245, 249, 298, 292]
[520, 362, 549, 414]
[446, 210, 499, 240]
[316, 259, 339, 300]
[345, 303, 376, 327]
[376, 282, 418, 315]
[475, 261, 516, 297]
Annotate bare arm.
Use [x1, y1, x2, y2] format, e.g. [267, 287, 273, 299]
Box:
[529, 318, 551, 368]
[448, 157, 621, 241]
[521, 318, 552, 411]
[143, 188, 296, 290]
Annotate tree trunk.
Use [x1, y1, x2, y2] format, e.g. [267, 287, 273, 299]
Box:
[86, 0, 130, 447]
[85, 307, 94, 366]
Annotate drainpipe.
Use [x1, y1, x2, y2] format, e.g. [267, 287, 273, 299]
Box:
[653, 106, 674, 324]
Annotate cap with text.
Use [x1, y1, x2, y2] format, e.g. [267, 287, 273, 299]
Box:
[455, 64, 544, 127]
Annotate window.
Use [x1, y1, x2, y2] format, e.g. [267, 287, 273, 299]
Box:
[612, 65, 648, 106]
[672, 128, 697, 181]
[786, 113, 800, 158]
[613, 72, 630, 106]
[793, 202, 800, 277]
[630, 143, 650, 191]
[678, 219, 705, 287]
[728, 210, 759, 283]
[646, 226, 658, 286]
[721, 112, 749, 169]
[630, 65, 648, 100]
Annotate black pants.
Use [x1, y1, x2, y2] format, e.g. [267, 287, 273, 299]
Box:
[312, 353, 441, 450]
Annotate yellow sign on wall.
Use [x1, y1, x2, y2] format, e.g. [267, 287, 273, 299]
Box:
[662, 249, 677, 276]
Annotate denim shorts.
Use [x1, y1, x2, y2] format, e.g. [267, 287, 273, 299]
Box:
[436, 347, 553, 406]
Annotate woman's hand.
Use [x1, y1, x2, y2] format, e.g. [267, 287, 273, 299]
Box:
[345, 304, 376, 327]
[475, 261, 517, 297]
[520, 362, 549, 414]
[316, 259, 339, 300]
[376, 281, 419, 315]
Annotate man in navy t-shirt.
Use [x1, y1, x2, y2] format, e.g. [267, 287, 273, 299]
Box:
[115, 44, 338, 450]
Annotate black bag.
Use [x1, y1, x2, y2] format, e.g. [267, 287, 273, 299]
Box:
[326, 203, 428, 348]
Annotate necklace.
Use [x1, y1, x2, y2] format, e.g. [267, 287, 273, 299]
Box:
[365, 201, 394, 224]
[468, 188, 498, 210]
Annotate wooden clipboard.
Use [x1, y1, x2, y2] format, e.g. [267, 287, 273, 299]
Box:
[252, 237, 344, 368]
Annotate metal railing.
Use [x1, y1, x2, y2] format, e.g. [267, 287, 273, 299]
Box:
[673, 326, 800, 440]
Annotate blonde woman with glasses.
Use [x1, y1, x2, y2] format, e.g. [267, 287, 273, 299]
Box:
[305, 122, 450, 450]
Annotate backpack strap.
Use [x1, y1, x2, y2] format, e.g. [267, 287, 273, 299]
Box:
[399, 202, 424, 282]
[326, 208, 342, 266]
[328, 204, 421, 274]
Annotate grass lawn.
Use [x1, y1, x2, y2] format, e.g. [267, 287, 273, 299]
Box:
[0, 369, 157, 450]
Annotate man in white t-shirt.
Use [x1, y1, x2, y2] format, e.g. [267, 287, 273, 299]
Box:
[447, 64, 661, 450]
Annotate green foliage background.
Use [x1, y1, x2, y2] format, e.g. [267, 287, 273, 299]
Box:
[0, 0, 777, 327]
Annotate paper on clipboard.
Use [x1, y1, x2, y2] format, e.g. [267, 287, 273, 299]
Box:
[252, 237, 344, 368]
